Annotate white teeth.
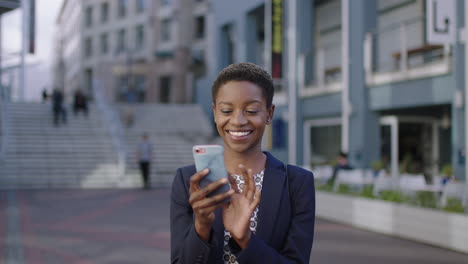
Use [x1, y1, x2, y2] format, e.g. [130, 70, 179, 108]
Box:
[229, 131, 250, 137]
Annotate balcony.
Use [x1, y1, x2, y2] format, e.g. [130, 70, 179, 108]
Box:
[364, 16, 451, 86]
[299, 42, 342, 97]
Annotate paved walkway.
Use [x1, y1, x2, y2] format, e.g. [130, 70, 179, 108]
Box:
[1, 189, 467, 263]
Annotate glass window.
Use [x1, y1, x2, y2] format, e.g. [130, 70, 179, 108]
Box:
[136, 25, 145, 49]
[117, 29, 126, 53]
[161, 19, 172, 42]
[135, 75, 146, 102]
[84, 37, 93, 57]
[310, 125, 342, 165]
[221, 24, 235, 66]
[101, 2, 109, 23]
[136, 0, 146, 13]
[195, 16, 205, 39]
[100, 33, 108, 54]
[160, 76, 171, 103]
[118, 0, 127, 18]
[117, 76, 129, 102]
[85, 6, 92, 27]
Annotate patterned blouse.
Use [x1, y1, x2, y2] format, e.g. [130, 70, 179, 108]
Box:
[223, 170, 265, 264]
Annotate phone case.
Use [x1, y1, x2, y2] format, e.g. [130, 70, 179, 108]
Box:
[193, 145, 230, 198]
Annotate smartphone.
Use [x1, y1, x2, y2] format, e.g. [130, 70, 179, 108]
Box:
[192, 145, 230, 198]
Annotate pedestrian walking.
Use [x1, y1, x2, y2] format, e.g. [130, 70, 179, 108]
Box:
[137, 133, 153, 189]
[73, 89, 88, 117]
[42, 88, 48, 103]
[52, 88, 67, 126]
[170, 63, 315, 263]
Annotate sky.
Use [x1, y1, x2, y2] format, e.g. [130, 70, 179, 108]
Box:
[2, 0, 63, 101]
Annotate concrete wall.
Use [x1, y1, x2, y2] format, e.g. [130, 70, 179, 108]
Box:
[317, 191, 468, 254]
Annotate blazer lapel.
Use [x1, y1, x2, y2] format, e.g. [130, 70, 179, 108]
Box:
[255, 152, 287, 243]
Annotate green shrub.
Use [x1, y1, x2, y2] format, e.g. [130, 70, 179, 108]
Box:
[360, 185, 375, 199]
[443, 198, 465, 213]
[315, 181, 333, 192]
[379, 190, 411, 203]
[415, 191, 437, 209]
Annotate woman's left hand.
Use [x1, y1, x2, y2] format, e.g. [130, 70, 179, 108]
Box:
[222, 164, 261, 249]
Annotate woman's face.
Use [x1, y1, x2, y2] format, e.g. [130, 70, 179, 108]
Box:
[212, 81, 274, 155]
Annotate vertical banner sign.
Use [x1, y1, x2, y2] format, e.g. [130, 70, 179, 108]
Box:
[28, 0, 36, 54]
[271, 0, 283, 79]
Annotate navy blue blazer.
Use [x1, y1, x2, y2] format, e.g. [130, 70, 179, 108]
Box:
[170, 152, 315, 263]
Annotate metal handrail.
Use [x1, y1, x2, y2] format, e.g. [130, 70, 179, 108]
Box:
[0, 84, 10, 159]
[92, 79, 127, 181]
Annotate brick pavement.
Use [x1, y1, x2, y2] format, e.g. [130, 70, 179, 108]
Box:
[1, 189, 467, 264]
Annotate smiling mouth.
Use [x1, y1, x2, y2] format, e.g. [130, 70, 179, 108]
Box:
[227, 130, 253, 137]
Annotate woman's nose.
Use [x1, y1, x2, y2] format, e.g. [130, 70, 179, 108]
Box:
[231, 111, 247, 125]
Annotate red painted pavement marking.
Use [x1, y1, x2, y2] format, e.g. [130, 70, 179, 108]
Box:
[30, 225, 171, 250]
[53, 192, 141, 228]
[34, 246, 95, 264]
[19, 192, 42, 264]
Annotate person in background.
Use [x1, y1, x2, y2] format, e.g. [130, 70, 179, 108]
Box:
[137, 133, 153, 189]
[52, 88, 67, 126]
[328, 151, 353, 185]
[73, 89, 88, 117]
[42, 88, 48, 103]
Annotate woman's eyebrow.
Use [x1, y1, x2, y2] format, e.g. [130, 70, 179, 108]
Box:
[218, 100, 262, 105]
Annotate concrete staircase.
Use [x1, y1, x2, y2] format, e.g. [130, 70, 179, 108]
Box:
[119, 104, 215, 187]
[0, 102, 127, 189]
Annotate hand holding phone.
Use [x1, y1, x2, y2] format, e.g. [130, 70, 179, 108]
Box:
[192, 145, 231, 197]
[190, 145, 233, 241]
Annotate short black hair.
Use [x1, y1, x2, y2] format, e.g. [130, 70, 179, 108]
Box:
[339, 152, 348, 158]
[212, 62, 274, 108]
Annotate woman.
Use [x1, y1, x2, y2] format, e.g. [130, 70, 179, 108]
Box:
[170, 63, 315, 263]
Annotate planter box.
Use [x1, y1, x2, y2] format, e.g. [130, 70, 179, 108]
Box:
[316, 191, 468, 254]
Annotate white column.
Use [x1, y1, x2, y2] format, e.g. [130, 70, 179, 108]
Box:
[391, 117, 399, 179]
[464, 0, 468, 208]
[341, 0, 350, 153]
[399, 22, 408, 72]
[20, 0, 29, 101]
[288, 0, 297, 165]
[317, 48, 325, 89]
[364, 32, 373, 80]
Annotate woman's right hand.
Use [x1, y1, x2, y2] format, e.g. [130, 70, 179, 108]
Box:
[189, 168, 235, 241]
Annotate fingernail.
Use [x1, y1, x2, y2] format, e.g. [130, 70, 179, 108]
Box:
[221, 178, 227, 183]
[204, 168, 209, 173]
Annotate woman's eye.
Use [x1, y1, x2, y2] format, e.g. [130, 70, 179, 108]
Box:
[246, 110, 259, 114]
[221, 110, 232, 114]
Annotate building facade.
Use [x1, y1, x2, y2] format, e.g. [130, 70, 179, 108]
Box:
[54, 0, 204, 104]
[196, 0, 466, 181]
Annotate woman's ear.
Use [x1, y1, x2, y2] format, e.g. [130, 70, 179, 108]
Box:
[267, 104, 276, 123]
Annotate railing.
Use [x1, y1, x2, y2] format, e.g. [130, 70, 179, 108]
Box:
[364, 16, 450, 75]
[0, 84, 10, 159]
[92, 79, 127, 181]
[299, 42, 342, 95]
